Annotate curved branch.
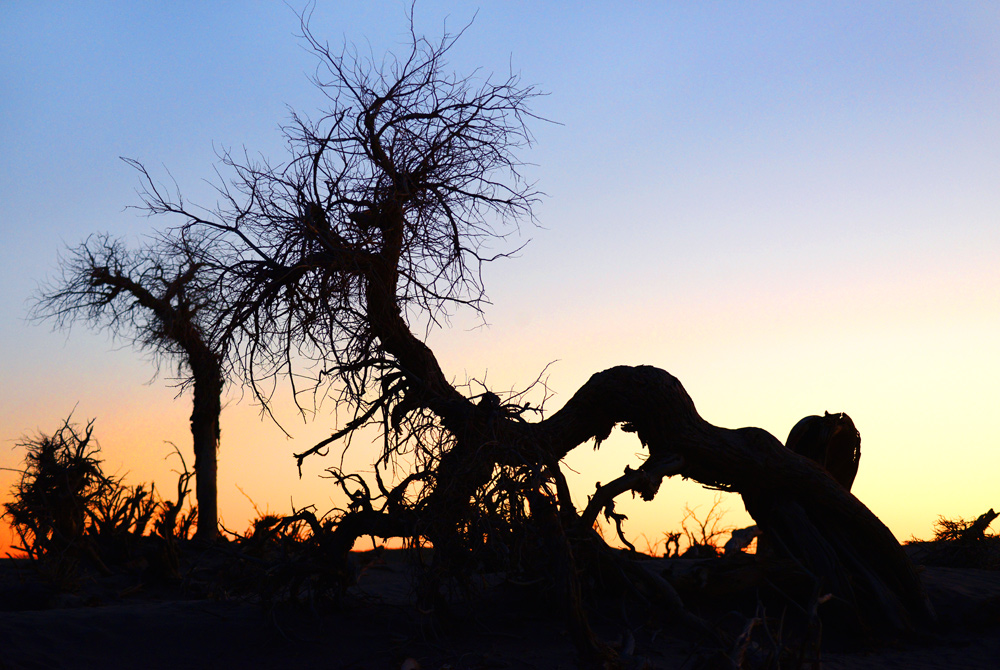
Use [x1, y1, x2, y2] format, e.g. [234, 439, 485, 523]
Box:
[532, 365, 934, 631]
[579, 455, 685, 530]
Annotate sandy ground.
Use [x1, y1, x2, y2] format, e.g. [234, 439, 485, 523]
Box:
[2, 551, 999, 669]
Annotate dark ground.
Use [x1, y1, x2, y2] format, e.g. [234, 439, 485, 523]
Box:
[2, 547, 999, 669]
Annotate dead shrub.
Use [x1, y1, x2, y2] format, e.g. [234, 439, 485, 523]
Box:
[3, 415, 198, 588]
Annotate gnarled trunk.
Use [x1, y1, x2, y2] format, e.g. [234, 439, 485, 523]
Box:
[534, 365, 934, 631]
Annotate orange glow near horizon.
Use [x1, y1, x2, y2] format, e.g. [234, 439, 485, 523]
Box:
[3, 242, 999, 554]
[4, 246, 1000, 554]
[3, 3, 1000, 562]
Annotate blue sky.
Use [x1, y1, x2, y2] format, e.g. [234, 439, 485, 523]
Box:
[3, 2, 999, 550]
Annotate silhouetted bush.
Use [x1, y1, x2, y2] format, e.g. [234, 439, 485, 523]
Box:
[3, 417, 111, 586]
[907, 509, 1000, 570]
[3, 415, 198, 588]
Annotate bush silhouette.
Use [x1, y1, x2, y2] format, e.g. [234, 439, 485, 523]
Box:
[3, 415, 197, 588]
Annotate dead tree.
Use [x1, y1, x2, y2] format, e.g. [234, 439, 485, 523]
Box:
[32, 232, 224, 541]
[124, 10, 932, 660]
[539, 366, 933, 631]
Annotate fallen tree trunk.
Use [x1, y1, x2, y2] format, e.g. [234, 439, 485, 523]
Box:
[961, 508, 998, 542]
[302, 364, 932, 642]
[534, 365, 934, 632]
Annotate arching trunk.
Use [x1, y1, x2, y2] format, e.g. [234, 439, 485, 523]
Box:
[354, 252, 931, 633]
[534, 365, 934, 631]
[359, 252, 931, 632]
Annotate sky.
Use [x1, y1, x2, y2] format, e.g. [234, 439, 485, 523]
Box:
[2, 2, 999, 555]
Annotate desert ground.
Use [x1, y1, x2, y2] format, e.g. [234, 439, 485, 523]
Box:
[2, 543, 999, 670]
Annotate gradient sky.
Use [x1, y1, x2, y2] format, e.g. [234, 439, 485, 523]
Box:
[2, 2, 999, 555]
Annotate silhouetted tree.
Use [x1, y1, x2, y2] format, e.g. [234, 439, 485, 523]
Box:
[121, 11, 933, 662]
[32, 232, 224, 541]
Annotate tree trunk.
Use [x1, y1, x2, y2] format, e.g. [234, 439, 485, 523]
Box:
[190, 364, 222, 541]
[355, 273, 933, 634]
[532, 365, 934, 632]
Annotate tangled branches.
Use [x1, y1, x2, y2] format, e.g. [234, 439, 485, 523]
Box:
[127, 10, 542, 428]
